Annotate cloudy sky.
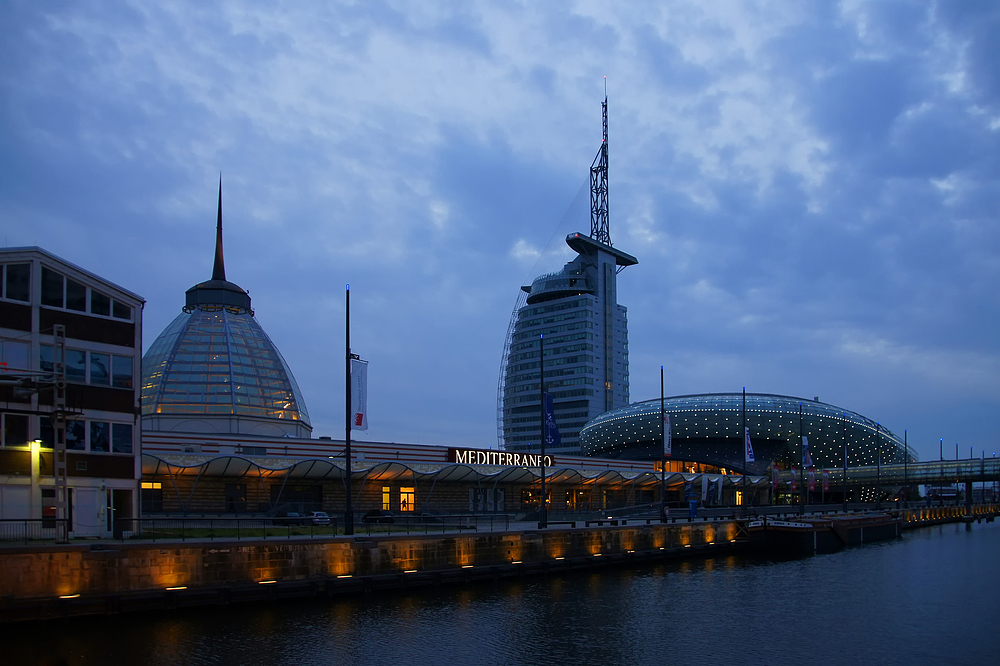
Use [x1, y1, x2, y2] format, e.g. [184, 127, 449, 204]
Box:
[3, 1, 998, 462]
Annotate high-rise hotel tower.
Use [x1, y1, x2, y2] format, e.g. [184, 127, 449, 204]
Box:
[501, 98, 637, 455]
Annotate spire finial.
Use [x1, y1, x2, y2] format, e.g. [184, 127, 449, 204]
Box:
[212, 173, 226, 281]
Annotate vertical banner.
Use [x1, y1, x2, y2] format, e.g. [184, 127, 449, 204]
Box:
[350, 358, 368, 431]
[771, 466, 780, 490]
[808, 468, 816, 492]
[822, 470, 830, 492]
[790, 464, 798, 492]
[663, 413, 672, 458]
[801, 436, 813, 467]
[744, 427, 755, 463]
[543, 393, 561, 447]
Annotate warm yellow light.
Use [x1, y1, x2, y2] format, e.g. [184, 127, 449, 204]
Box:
[336, 575, 352, 579]
[166, 586, 187, 591]
[59, 594, 80, 599]
[593, 553, 602, 557]
[511, 560, 522, 564]
[258, 580, 277, 585]
[461, 565, 474, 569]
[403, 569, 418, 574]
[554, 557, 565, 560]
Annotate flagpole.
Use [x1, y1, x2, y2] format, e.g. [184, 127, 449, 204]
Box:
[344, 285, 354, 536]
[660, 366, 667, 523]
[876, 423, 881, 510]
[538, 333, 547, 529]
[799, 403, 805, 516]
[742, 387, 747, 517]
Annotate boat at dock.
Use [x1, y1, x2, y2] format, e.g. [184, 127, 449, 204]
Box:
[747, 512, 902, 556]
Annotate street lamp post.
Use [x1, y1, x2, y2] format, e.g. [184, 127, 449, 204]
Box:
[799, 403, 805, 516]
[842, 414, 848, 512]
[903, 430, 908, 506]
[659, 366, 668, 523]
[344, 285, 354, 536]
[538, 334, 547, 529]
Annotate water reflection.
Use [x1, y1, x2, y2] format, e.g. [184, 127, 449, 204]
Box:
[4, 521, 999, 666]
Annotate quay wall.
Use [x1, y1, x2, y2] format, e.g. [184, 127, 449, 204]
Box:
[0, 521, 739, 621]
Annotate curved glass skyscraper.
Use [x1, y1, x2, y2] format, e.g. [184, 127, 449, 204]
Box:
[501, 98, 637, 454]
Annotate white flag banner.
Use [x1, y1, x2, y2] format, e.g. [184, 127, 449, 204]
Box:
[350, 358, 368, 431]
[744, 427, 755, 463]
[663, 413, 672, 457]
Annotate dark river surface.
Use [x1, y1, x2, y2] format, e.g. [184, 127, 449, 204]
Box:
[5, 520, 999, 666]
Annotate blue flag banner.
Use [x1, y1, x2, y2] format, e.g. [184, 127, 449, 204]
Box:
[802, 435, 813, 467]
[744, 427, 755, 463]
[543, 393, 561, 448]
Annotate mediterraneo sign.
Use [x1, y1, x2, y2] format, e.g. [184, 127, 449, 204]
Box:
[448, 447, 554, 468]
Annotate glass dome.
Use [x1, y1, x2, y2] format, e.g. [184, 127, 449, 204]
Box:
[140, 181, 311, 437]
[141, 309, 311, 431]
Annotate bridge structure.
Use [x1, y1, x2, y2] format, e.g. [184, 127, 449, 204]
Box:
[777, 457, 1000, 487]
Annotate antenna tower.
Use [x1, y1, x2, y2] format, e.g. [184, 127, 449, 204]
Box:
[589, 94, 611, 245]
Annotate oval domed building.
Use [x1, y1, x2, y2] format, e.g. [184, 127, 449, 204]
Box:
[140, 185, 311, 438]
[580, 392, 915, 474]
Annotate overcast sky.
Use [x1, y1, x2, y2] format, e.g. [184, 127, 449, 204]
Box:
[3, 1, 998, 462]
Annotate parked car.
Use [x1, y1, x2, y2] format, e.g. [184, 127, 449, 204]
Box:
[307, 511, 331, 525]
[274, 512, 304, 526]
[363, 509, 395, 524]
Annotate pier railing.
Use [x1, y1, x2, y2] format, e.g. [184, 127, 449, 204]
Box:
[0, 515, 515, 545]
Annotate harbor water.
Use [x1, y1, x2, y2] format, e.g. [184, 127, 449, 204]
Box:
[5, 520, 999, 665]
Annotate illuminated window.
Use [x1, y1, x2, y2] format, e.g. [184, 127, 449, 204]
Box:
[399, 487, 415, 512]
[141, 482, 163, 512]
[382, 486, 391, 511]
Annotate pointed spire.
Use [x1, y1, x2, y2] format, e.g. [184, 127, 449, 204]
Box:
[212, 174, 226, 281]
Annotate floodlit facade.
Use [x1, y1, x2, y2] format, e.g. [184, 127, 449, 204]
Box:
[0, 247, 143, 536]
[580, 393, 916, 474]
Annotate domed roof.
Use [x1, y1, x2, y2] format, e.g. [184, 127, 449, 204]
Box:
[141, 309, 311, 432]
[140, 179, 311, 437]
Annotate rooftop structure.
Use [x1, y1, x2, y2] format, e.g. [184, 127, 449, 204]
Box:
[580, 392, 916, 475]
[140, 181, 311, 438]
[500, 97, 637, 455]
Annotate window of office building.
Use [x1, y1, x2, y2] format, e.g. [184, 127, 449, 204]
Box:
[2, 263, 31, 302]
[90, 291, 111, 316]
[66, 349, 86, 383]
[66, 278, 87, 312]
[90, 353, 110, 385]
[0, 338, 30, 372]
[90, 421, 110, 452]
[1, 413, 29, 447]
[111, 423, 133, 453]
[40, 417, 54, 448]
[112, 355, 133, 389]
[37, 265, 132, 320]
[399, 487, 415, 512]
[382, 486, 391, 511]
[66, 420, 86, 450]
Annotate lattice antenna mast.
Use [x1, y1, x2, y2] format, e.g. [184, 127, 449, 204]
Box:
[590, 87, 611, 245]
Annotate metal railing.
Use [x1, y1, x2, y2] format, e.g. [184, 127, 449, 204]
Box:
[357, 513, 511, 536]
[0, 519, 69, 545]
